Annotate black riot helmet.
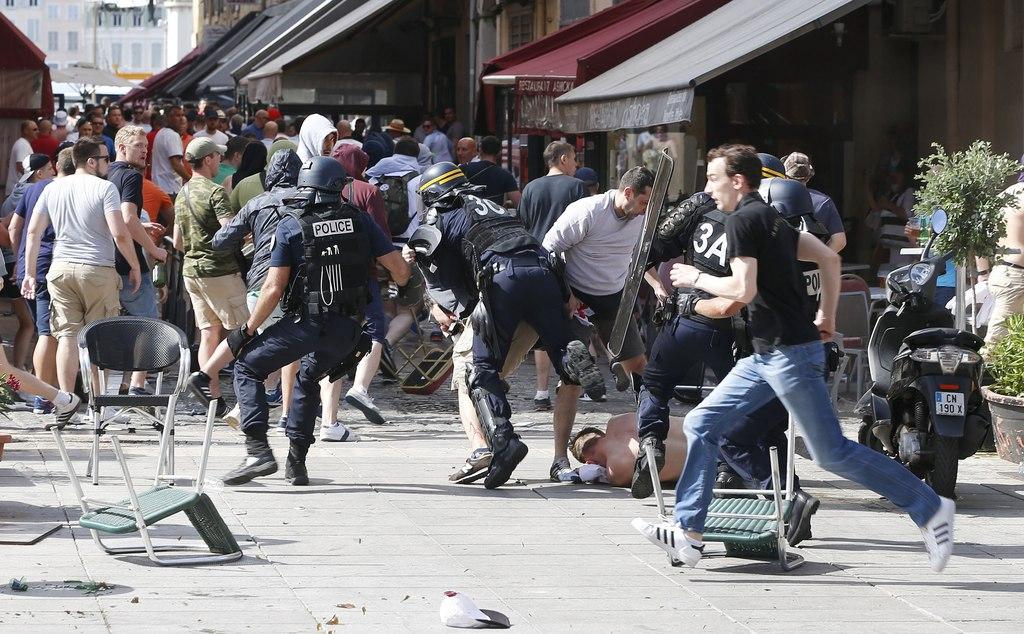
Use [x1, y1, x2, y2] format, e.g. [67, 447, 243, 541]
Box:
[417, 162, 471, 209]
[296, 156, 347, 205]
[762, 177, 814, 220]
[757, 153, 786, 180]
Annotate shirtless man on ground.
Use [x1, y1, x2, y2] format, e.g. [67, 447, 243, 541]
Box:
[569, 413, 686, 487]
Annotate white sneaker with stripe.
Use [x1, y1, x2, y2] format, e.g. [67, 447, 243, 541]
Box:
[920, 496, 955, 572]
[631, 517, 703, 568]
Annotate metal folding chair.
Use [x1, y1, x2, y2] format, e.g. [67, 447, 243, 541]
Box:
[77, 317, 190, 485]
[51, 399, 241, 565]
[654, 380, 805, 571]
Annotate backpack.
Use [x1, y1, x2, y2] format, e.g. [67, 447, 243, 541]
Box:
[377, 171, 417, 236]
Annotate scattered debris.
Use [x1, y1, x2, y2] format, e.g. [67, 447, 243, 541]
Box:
[336, 603, 356, 609]
[130, 597, 139, 604]
[9, 577, 27, 592]
[63, 580, 114, 595]
[362, 607, 367, 615]
[402, 595, 410, 602]
[325, 615, 340, 625]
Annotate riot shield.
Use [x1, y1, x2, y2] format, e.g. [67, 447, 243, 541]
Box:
[608, 149, 675, 358]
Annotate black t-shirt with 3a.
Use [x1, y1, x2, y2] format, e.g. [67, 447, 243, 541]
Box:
[106, 161, 149, 275]
[726, 192, 818, 352]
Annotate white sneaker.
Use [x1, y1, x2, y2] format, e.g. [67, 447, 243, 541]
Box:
[222, 403, 241, 431]
[631, 517, 703, 568]
[344, 387, 386, 425]
[920, 497, 955, 572]
[319, 422, 360, 442]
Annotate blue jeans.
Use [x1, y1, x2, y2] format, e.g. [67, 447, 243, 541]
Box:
[119, 271, 160, 319]
[674, 340, 940, 532]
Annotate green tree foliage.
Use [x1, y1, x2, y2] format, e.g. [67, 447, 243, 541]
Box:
[915, 141, 1022, 264]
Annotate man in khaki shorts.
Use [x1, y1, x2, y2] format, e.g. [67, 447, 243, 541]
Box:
[173, 137, 249, 412]
[22, 137, 141, 398]
[444, 312, 537, 483]
[979, 176, 1024, 352]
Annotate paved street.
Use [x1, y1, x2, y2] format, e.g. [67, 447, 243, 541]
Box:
[2, 363, 1023, 633]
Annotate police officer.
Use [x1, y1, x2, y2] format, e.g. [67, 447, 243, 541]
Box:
[406, 162, 605, 489]
[189, 157, 410, 486]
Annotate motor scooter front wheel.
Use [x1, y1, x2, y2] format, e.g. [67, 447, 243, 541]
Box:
[927, 435, 959, 499]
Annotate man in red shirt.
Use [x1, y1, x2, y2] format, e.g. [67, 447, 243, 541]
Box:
[30, 119, 60, 160]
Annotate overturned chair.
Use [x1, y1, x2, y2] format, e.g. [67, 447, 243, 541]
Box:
[50, 317, 241, 565]
[656, 380, 805, 571]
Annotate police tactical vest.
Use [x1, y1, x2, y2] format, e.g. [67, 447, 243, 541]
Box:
[460, 194, 538, 270]
[285, 202, 371, 319]
[784, 213, 831, 318]
[685, 208, 732, 325]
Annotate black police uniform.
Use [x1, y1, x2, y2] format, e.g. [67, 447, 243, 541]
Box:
[415, 165, 602, 489]
[235, 209, 392, 439]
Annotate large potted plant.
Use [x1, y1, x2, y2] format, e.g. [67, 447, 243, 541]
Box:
[981, 314, 1024, 463]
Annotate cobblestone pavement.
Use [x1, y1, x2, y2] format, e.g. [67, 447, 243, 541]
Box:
[1, 358, 1023, 633]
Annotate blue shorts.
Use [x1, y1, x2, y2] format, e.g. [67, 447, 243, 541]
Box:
[28, 279, 52, 336]
[364, 279, 387, 343]
[119, 271, 160, 319]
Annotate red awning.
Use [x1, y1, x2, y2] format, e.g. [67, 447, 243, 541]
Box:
[0, 12, 53, 119]
[477, 0, 725, 134]
[119, 46, 204, 104]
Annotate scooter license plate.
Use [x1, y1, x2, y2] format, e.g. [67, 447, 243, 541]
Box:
[935, 391, 964, 416]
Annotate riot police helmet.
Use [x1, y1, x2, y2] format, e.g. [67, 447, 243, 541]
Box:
[757, 153, 787, 180]
[762, 177, 814, 220]
[417, 162, 471, 209]
[296, 156, 347, 205]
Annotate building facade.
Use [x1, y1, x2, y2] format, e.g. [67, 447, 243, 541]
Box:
[2, 0, 168, 79]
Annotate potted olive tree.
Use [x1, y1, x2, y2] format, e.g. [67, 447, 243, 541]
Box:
[916, 142, 1022, 462]
[982, 314, 1024, 463]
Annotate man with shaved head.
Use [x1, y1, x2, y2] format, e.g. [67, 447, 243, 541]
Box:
[455, 137, 477, 165]
[336, 119, 362, 149]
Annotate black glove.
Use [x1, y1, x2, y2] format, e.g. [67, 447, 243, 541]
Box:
[676, 292, 702, 319]
[824, 341, 841, 374]
[226, 325, 255, 357]
[393, 267, 425, 308]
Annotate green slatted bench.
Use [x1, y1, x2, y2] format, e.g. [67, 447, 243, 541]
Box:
[705, 497, 792, 559]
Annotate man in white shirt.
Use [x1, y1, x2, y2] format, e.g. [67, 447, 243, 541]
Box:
[22, 137, 140, 398]
[151, 106, 189, 196]
[6, 120, 37, 195]
[193, 109, 229, 145]
[542, 167, 660, 473]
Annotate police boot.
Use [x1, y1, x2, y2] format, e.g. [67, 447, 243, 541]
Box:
[483, 422, 528, 490]
[222, 433, 277, 486]
[285, 440, 310, 486]
[713, 463, 745, 499]
[630, 435, 665, 500]
[565, 340, 606, 400]
[786, 490, 819, 546]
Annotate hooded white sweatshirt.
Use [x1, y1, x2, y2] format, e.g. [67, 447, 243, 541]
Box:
[296, 113, 336, 162]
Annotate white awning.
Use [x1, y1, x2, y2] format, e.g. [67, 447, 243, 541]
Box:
[243, 0, 403, 85]
[555, 0, 870, 132]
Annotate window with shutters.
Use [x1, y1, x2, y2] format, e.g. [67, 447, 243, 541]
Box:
[48, 31, 59, 51]
[68, 31, 78, 51]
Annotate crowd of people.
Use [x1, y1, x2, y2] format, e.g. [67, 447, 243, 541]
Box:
[5, 99, 1024, 577]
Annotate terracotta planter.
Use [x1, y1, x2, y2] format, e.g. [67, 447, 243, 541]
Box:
[982, 386, 1024, 464]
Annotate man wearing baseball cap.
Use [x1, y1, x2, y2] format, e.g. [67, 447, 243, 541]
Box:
[194, 109, 230, 146]
[173, 137, 247, 416]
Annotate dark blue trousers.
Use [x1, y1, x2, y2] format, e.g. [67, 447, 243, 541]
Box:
[636, 315, 797, 489]
[235, 312, 358, 445]
[471, 254, 574, 424]
[637, 317, 735, 441]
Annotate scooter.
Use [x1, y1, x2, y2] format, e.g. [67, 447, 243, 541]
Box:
[856, 210, 989, 498]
